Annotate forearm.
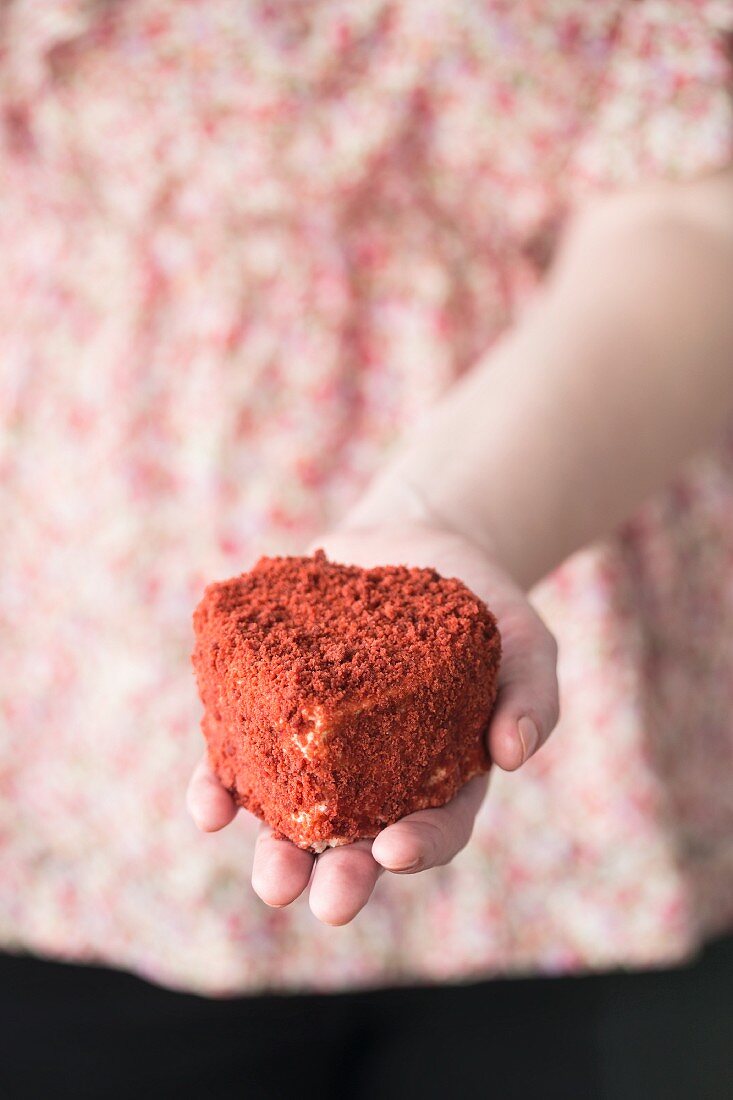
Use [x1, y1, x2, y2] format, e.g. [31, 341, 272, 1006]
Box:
[347, 171, 733, 589]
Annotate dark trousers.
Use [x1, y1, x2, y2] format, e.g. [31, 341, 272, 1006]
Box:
[1, 937, 732, 1099]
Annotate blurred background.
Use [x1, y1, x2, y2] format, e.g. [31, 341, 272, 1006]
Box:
[0, 3, 731, 1097]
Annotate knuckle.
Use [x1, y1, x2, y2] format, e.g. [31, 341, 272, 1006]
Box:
[537, 690, 560, 743]
[413, 817, 448, 864]
[544, 628, 559, 664]
[527, 610, 556, 658]
[546, 694, 561, 735]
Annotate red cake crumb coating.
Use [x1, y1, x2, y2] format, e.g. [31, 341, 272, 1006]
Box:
[192, 550, 501, 851]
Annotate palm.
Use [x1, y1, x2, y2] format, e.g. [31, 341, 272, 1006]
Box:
[187, 524, 558, 925]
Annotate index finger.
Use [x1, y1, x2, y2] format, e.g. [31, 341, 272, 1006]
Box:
[186, 754, 238, 832]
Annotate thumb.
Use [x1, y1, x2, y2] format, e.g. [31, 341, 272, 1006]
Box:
[487, 615, 559, 771]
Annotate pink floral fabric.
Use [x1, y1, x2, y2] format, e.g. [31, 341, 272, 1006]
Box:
[1, 0, 732, 995]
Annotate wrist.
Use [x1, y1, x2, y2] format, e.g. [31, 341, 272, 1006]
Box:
[341, 468, 504, 576]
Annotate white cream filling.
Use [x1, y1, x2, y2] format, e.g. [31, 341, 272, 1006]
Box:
[290, 707, 329, 759]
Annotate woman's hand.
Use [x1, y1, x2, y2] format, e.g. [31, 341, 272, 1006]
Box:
[187, 522, 559, 926]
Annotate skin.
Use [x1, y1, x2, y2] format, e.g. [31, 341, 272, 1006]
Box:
[188, 166, 733, 925]
[189, 524, 557, 924]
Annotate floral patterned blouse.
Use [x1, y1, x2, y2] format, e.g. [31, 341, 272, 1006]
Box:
[1, 0, 732, 995]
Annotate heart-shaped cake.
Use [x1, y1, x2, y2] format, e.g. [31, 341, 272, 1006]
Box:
[192, 550, 501, 851]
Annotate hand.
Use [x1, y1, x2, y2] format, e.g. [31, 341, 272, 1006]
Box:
[187, 523, 559, 925]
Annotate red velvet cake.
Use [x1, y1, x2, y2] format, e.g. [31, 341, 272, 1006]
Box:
[192, 550, 501, 851]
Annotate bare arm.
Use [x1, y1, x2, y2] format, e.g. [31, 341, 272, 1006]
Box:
[189, 168, 733, 924]
[347, 168, 733, 588]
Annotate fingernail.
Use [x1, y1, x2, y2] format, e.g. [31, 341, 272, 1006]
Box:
[517, 717, 539, 764]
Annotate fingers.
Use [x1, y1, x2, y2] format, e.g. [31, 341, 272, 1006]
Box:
[257, 772, 487, 922]
[308, 840, 383, 926]
[251, 825, 315, 908]
[253, 832, 382, 922]
[487, 617, 560, 772]
[186, 754, 238, 832]
[371, 773, 488, 874]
